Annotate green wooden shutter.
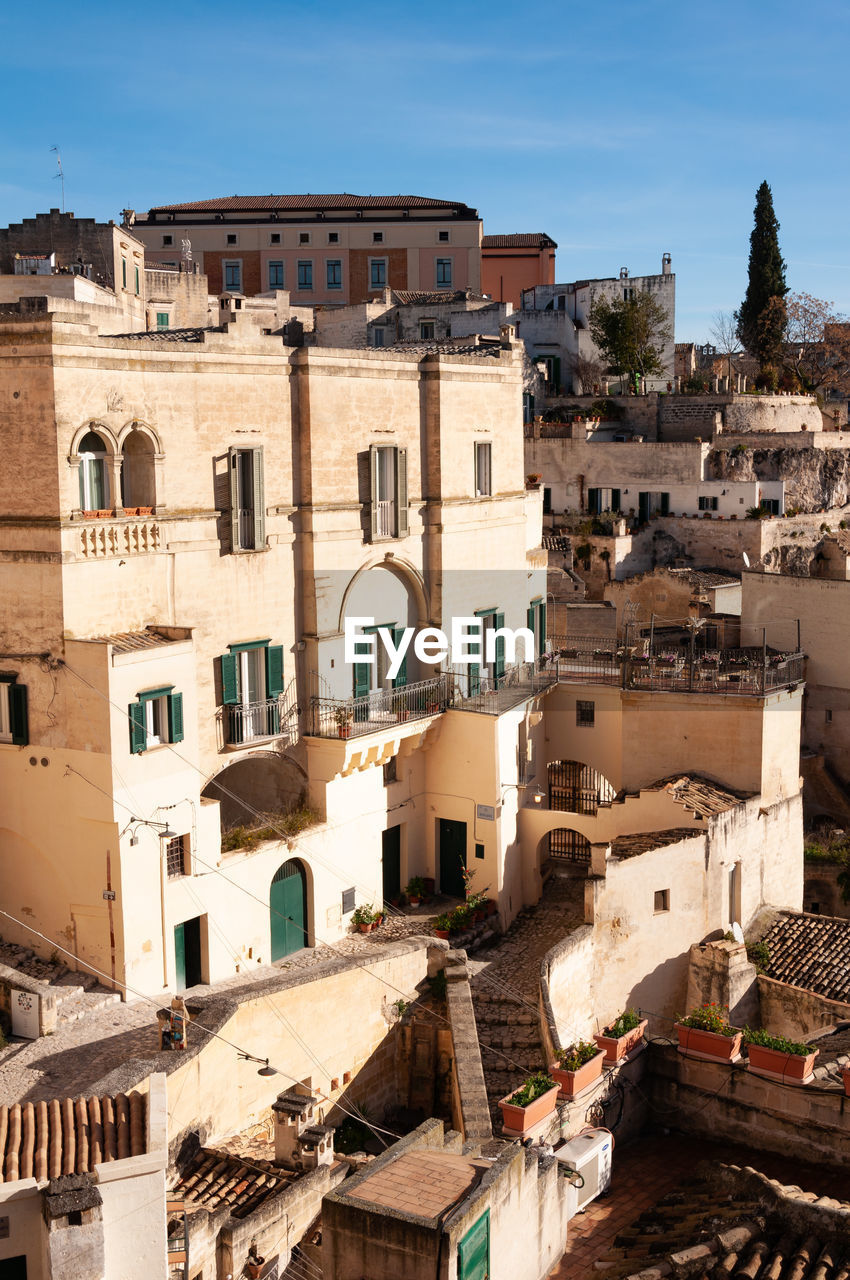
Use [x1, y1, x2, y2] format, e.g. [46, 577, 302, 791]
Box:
[539, 601, 547, 656]
[369, 446, 379, 541]
[266, 644, 284, 697]
[128, 701, 146, 754]
[527, 606, 535, 634]
[611, 488, 621, 511]
[228, 448, 240, 548]
[354, 661, 370, 700]
[220, 653, 239, 705]
[9, 684, 28, 746]
[458, 1209, 489, 1280]
[660, 492, 670, 516]
[588, 487, 600, 514]
[252, 447, 265, 549]
[395, 447, 408, 537]
[494, 612, 505, 681]
[392, 628, 408, 688]
[168, 693, 184, 744]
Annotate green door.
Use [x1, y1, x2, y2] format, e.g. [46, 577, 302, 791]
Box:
[174, 916, 202, 991]
[271, 860, 307, 960]
[439, 819, 467, 898]
[458, 1209, 490, 1280]
[382, 827, 402, 903]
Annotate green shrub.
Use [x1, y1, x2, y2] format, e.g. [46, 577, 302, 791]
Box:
[590, 397, 624, 421]
[743, 1027, 815, 1056]
[351, 904, 376, 926]
[220, 806, 320, 853]
[746, 940, 771, 973]
[556, 1041, 599, 1071]
[506, 1072, 557, 1107]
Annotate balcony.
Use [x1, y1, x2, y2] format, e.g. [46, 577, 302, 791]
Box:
[310, 675, 449, 739]
[375, 499, 395, 538]
[453, 657, 559, 716]
[75, 513, 161, 559]
[223, 692, 299, 748]
[548, 635, 805, 697]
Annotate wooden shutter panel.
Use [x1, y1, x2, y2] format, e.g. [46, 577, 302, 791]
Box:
[354, 661, 370, 700]
[539, 601, 547, 656]
[395, 447, 408, 537]
[369, 446, 379, 541]
[168, 693, 184, 744]
[494, 613, 506, 680]
[611, 488, 621, 511]
[252, 447, 265, 549]
[527, 606, 535, 634]
[660, 492, 670, 516]
[220, 653, 239, 705]
[128, 701, 146, 754]
[588, 487, 599, 514]
[266, 644, 284, 697]
[392, 628, 408, 688]
[458, 1209, 489, 1280]
[9, 684, 28, 747]
[228, 448, 239, 549]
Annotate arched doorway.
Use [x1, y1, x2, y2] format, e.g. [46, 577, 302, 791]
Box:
[270, 859, 307, 960]
[548, 760, 615, 815]
[547, 828, 591, 865]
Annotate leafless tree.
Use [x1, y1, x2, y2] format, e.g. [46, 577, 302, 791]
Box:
[709, 311, 742, 386]
[563, 350, 606, 395]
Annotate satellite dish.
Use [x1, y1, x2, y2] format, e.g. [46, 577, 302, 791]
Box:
[731, 921, 744, 943]
[742, 552, 751, 568]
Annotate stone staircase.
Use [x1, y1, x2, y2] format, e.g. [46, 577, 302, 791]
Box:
[0, 943, 121, 1031]
[469, 871, 586, 1125]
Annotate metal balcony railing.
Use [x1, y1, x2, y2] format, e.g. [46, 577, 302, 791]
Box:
[310, 675, 449, 739]
[452, 657, 559, 715]
[375, 499, 395, 537]
[225, 698, 281, 744]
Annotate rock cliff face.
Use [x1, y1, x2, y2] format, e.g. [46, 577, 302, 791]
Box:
[708, 446, 850, 512]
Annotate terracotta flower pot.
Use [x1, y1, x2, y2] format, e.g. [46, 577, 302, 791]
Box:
[746, 1043, 818, 1084]
[675, 1024, 742, 1062]
[337, 725, 352, 739]
[408, 897, 421, 908]
[486, 899, 497, 917]
[593, 1019, 648, 1065]
[357, 922, 371, 934]
[550, 1050, 605, 1099]
[498, 1083, 559, 1136]
[434, 928, 450, 940]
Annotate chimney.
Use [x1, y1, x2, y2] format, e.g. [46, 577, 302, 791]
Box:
[662, 253, 672, 275]
[271, 1087, 317, 1168]
[499, 322, 515, 349]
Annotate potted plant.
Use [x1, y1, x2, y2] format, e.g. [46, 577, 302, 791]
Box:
[405, 876, 425, 908]
[333, 706, 353, 739]
[245, 1254, 265, 1279]
[593, 1009, 648, 1064]
[675, 1003, 742, 1062]
[743, 1028, 819, 1084]
[525, 473, 542, 490]
[449, 902, 472, 933]
[498, 1072, 559, 1136]
[550, 1041, 605, 1098]
[351, 904, 375, 934]
[433, 912, 452, 940]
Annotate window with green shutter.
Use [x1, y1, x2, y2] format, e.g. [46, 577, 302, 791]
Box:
[458, 1210, 489, 1280]
[0, 678, 29, 747]
[128, 686, 183, 753]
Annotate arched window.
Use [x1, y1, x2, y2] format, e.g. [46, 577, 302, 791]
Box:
[78, 430, 109, 511]
[121, 428, 156, 510]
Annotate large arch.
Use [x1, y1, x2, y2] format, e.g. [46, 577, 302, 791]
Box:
[336, 554, 430, 637]
[544, 827, 591, 865]
[548, 760, 616, 816]
[202, 753, 308, 832]
[270, 858, 308, 960]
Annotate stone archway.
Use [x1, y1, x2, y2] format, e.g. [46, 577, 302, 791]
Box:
[547, 760, 616, 816]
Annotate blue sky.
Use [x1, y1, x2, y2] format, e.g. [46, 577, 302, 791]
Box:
[2, 0, 847, 340]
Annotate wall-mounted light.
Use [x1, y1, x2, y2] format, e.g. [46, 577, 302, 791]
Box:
[125, 817, 178, 844]
[238, 1051, 278, 1077]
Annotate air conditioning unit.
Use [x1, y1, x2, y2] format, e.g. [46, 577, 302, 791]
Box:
[555, 1130, 612, 1216]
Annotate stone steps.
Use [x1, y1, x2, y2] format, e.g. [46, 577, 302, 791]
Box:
[55, 989, 122, 1026]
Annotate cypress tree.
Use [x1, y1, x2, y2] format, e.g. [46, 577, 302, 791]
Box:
[736, 181, 787, 368]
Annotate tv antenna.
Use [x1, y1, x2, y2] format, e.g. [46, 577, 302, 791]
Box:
[50, 146, 65, 213]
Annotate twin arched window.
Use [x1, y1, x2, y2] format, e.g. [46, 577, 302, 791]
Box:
[76, 427, 157, 513]
[78, 430, 108, 511]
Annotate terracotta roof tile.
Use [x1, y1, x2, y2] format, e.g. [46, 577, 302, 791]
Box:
[610, 828, 703, 858]
[482, 233, 557, 248]
[0, 1090, 146, 1183]
[347, 1150, 484, 1218]
[173, 1146, 295, 1220]
[643, 775, 748, 816]
[144, 194, 477, 215]
[760, 911, 850, 1003]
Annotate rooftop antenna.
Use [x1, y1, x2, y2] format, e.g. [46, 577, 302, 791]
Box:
[50, 146, 65, 213]
[181, 237, 193, 268]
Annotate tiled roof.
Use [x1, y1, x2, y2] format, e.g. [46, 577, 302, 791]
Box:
[386, 337, 503, 359]
[675, 341, 696, 352]
[667, 568, 741, 589]
[391, 289, 490, 305]
[610, 827, 703, 859]
[173, 1146, 295, 1219]
[0, 1091, 146, 1182]
[144, 194, 477, 215]
[646, 775, 747, 817]
[94, 628, 183, 655]
[109, 327, 215, 342]
[542, 534, 571, 552]
[347, 1150, 485, 1218]
[601, 1163, 850, 1279]
[482, 233, 557, 249]
[760, 911, 850, 1003]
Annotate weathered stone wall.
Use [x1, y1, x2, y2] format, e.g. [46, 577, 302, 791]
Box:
[756, 972, 850, 1040]
[684, 939, 760, 1028]
[803, 859, 850, 918]
[709, 441, 850, 512]
[724, 395, 820, 433]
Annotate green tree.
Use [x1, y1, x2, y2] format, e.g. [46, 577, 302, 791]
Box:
[588, 290, 672, 388]
[736, 181, 788, 368]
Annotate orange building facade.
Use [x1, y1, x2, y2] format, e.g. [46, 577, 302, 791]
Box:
[482, 232, 557, 306]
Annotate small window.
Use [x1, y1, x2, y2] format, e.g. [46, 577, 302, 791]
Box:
[342, 887, 356, 914]
[654, 888, 670, 913]
[297, 260, 313, 291]
[223, 260, 241, 291]
[156, 312, 169, 330]
[420, 321, 435, 340]
[372, 327, 386, 348]
[226, 233, 238, 246]
[475, 442, 491, 497]
[268, 261, 284, 288]
[698, 495, 718, 511]
[328, 231, 339, 244]
[383, 757, 398, 785]
[576, 700, 595, 727]
[436, 258, 452, 288]
[166, 834, 188, 878]
[134, 265, 140, 295]
[299, 232, 311, 245]
[370, 258, 387, 288]
[438, 230, 450, 243]
[373, 231, 384, 244]
[162, 234, 173, 247]
[810, 901, 821, 914]
[825, 708, 833, 724]
[760, 498, 781, 516]
[67, 1211, 83, 1227]
[475, 842, 485, 860]
[0, 678, 28, 746]
[327, 259, 342, 290]
[269, 232, 281, 244]
[624, 287, 635, 301]
[129, 688, 184, 754]
[121, 258, 127, 288]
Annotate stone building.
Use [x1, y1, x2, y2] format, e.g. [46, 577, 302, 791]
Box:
[128, 192, 483, 304]
[481, 232, 557, 307]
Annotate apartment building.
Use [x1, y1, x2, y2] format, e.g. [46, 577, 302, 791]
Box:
[0, 289, 548, 1001]
[481, 231, 557, 307]
[127, 193, 483, 304]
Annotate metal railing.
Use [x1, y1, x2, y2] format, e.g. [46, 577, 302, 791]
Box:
[236, 507, 255, 549]
[310, 675, 449, 739]
[376, 499, 395, 537]
[453, 657, 559, 715]
[225, 698, 281, 744]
